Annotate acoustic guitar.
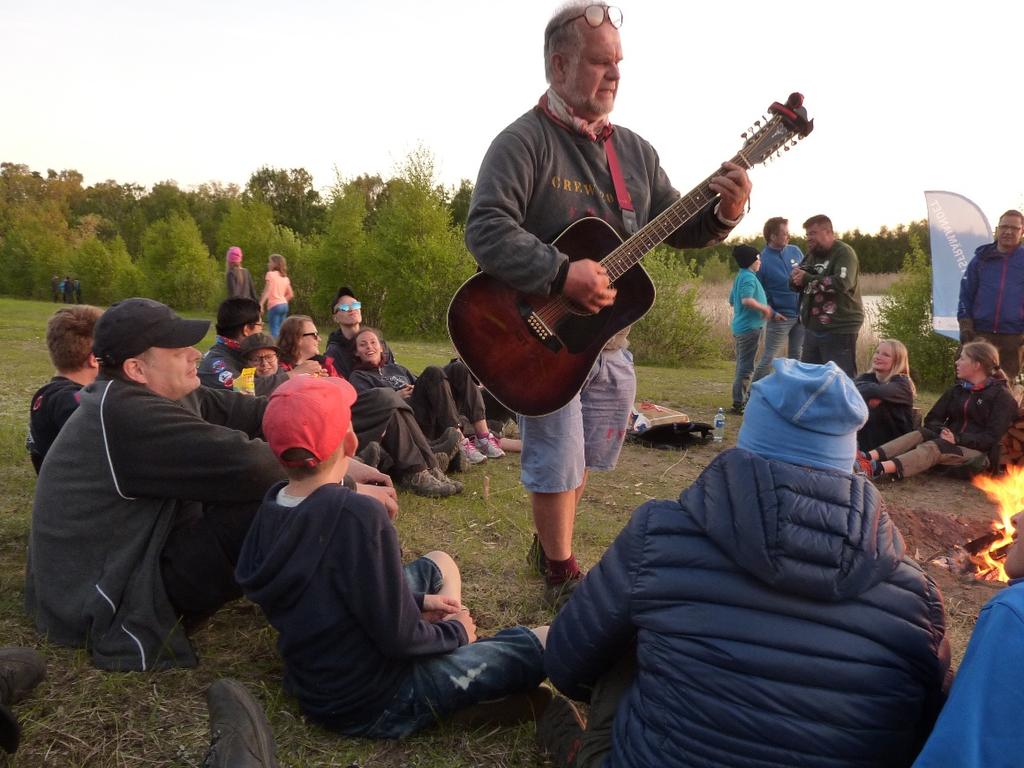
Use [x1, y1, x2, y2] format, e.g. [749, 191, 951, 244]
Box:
[449, 93, 813, 417]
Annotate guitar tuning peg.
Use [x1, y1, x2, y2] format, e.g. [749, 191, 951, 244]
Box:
[783, 145, 790, 152]
[741, 131, 748, 139]
[754, 120, 761, 128]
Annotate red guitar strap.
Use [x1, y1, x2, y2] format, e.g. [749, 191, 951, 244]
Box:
[604, 136, 638, 235]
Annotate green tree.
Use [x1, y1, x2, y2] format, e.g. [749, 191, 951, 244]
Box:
[364, 147, 476, 337]
[186, 181, 240, 256]
[448, 178, 474, 228]
[0, 200, 72, 298]
[305, 184, 370, 322]
[630, 251, 719, 365]
[876, 234, 957, 391]
[139, 213, 219, 310]
[244, 166, 324, 237]
[141, 181, 190, 226]
[69, 235, 143, 306]
[73, 179, 147, 256]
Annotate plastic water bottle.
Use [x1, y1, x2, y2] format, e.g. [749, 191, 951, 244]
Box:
[713, 408, 726, 442]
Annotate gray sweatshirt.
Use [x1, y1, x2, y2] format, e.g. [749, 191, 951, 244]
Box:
[26, 377, 282, 670]
[465, 106, 735, 297]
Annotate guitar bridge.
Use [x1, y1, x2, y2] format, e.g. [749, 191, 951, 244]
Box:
[519, 302, 563, 352]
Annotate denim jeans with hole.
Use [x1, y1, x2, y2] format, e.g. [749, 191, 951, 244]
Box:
[335, 557, 545, 739]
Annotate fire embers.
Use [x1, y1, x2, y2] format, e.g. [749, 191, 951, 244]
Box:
[933, 467, 1024, 581]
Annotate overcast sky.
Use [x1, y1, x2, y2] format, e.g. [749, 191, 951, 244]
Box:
[5, 0, 1021, 238]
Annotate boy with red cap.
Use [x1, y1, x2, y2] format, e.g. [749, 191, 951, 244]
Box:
[236, 376, 548, 738]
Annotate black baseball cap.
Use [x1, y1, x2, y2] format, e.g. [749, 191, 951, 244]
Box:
[93, 298, 210, 367]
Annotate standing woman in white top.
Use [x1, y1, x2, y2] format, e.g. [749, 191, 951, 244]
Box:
[260, 253, 294, 338]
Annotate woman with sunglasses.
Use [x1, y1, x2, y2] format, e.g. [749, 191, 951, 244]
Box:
[278, 316, 463, 497]
[276, 316, 333, 377]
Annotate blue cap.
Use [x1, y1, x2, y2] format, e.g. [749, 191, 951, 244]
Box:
[738, 359, 867, 472]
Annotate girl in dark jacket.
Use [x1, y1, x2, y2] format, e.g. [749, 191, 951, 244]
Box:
[349, 327, 504, 463]
[864, 341, 1018, 479]
[855, 339, 916, 451]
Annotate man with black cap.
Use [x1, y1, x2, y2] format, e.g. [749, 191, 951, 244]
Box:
[25, 298, 286, 671]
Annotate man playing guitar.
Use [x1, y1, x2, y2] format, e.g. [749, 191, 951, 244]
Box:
[464, 2, 751, 608]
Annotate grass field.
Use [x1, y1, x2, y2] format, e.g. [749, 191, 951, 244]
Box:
[0, 295, 992, 767]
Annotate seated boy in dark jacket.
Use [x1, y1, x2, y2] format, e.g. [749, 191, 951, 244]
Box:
[539, 360, 951, 768]
[236, 376, 547, 739]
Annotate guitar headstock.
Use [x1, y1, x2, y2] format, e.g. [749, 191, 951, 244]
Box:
[737, 92, 814, 169]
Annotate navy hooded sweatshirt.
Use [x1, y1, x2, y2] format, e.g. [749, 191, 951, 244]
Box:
[235, 482, 467, 728]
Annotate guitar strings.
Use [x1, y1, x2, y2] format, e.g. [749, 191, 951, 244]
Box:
[531, 113, 794, 330]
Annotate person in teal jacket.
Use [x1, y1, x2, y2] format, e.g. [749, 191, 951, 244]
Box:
[912, 509, 1024, 767]
[728, 244, 773, 413]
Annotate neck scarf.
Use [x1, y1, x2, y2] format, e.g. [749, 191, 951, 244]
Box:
[541, 88, 612, 141]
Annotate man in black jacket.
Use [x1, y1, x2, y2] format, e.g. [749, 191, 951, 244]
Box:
[26, 298, 392, 671]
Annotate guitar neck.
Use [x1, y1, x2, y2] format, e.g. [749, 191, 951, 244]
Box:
[603, 151, 749, 281]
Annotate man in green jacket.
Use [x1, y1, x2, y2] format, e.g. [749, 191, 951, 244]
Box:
[791, 214, 864, 377]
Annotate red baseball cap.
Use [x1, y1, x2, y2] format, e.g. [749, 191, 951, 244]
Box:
[262, 376, 357, 468]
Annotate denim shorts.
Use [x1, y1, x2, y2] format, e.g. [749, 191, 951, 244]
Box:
[518, 347, 636, 493]
[342, 557, 546, 740]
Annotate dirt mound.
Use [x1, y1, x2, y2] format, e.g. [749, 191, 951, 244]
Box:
[886, 503, 992, 561]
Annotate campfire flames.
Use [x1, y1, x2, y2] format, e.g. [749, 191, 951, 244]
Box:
[968, 466, 1024, 582]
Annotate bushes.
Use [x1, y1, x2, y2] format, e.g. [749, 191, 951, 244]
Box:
[629, 251, 720, 366]
[876, 235, 957, 391]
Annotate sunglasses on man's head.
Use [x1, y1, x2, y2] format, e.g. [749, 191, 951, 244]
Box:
[335, 301, 362, 312]
[561, 4, 622, 31]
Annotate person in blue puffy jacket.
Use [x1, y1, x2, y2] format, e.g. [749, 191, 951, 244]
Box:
[539, 359, 951, 768]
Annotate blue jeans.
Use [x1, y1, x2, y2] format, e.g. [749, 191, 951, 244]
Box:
[752, 315, 804, 381]
[341, 557, 546, 739]
[519, 347, 636, 493]
[266, 303, 288, 338]
[732, 329, 762, 408]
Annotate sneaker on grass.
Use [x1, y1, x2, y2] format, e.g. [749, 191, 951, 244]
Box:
[459, 437, 487, 465]
[475, 432, 506, 459]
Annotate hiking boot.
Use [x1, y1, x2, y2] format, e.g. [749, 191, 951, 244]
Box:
[356, 441, 383, 469]
[203, 679, 279, 768]
[0, 648, 45, 708]
[527, 534, 548, 577]
[402, 469, 461, 498]
[434, 451, 451, 474]
[475, 432, 506, 459]
[0, 647, 45, 755]
[430, 467, 463, 494]
[536, 693, 588, 768]
[449, 686, 553, 729]
[544, 571, 583, 612]
[430, 427, 463, 457]
[459, 437, 488, 466]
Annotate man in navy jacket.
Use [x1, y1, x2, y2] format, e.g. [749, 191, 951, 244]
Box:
[958, 209, 1024, 380]
[540, 360, 950, 768]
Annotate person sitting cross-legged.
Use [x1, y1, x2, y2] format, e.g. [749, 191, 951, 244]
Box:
[539, 359, 951, 768]
[861, 340, 1017, 481]
[236, 376, 549, 739]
